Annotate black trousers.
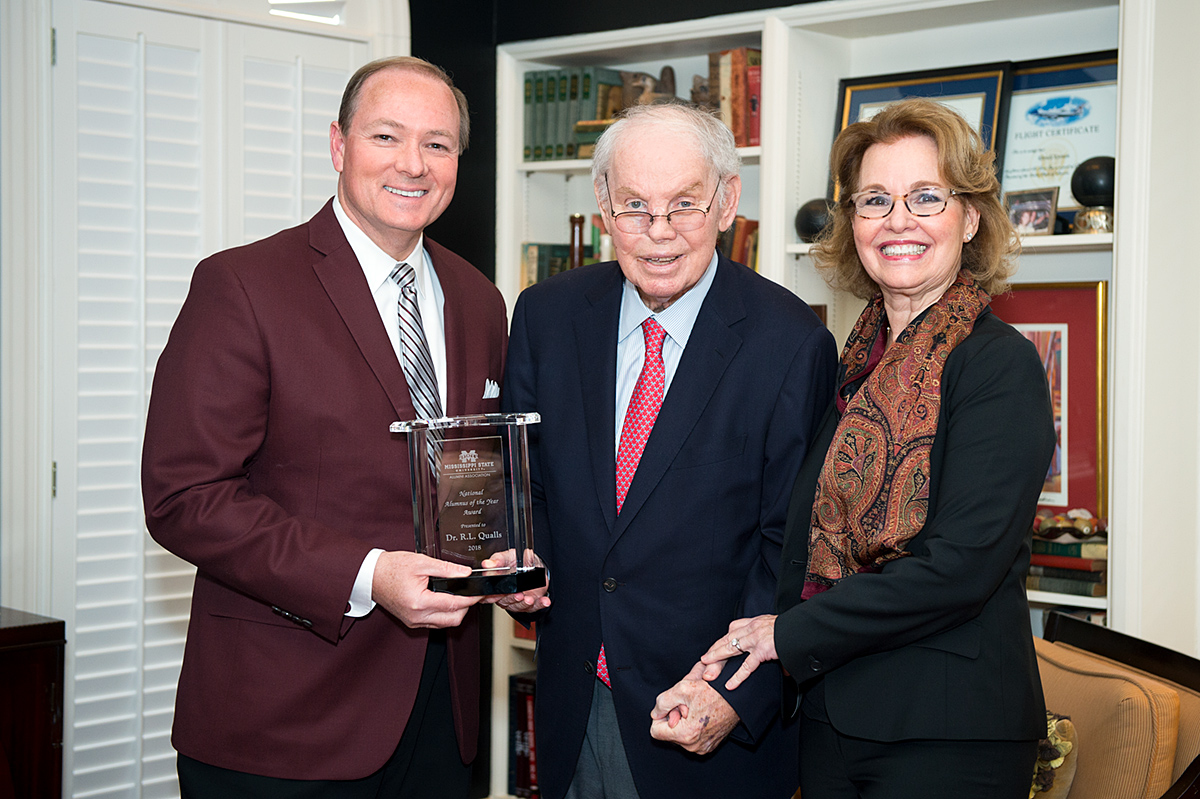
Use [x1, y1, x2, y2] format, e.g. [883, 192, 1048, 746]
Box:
[178, 633, 470, 799]
[799, 714, 1037, 799]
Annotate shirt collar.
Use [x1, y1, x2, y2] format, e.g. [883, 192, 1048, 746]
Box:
[618, 252, 719, 347]
[333, 195, 426, 292]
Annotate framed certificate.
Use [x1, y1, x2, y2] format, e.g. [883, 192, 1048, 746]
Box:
[1000, 51, 1118, 214]
[834, 61, 1013, 192]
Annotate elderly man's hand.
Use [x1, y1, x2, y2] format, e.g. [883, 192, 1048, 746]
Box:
[479, 549, 551, 613]
[650, 667, 740, 756]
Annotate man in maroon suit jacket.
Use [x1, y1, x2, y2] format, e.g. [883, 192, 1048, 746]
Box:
[142, 57, 521, 797]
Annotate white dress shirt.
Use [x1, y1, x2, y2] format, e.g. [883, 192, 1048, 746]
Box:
[332, 196, 447, 617]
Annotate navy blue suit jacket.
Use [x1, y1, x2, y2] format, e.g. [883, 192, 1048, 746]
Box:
[502, 255, 836, 799]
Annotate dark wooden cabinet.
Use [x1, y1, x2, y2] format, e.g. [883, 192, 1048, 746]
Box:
[0, 607, 64, 799]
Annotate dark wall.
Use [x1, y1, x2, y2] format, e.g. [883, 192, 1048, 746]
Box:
[411, 1, 810, 283]
[410, 1, 500, 281]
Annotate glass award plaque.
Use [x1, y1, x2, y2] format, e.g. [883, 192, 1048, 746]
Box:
[390, 412, 546, 596]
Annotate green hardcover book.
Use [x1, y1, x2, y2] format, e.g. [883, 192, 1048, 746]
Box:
[544, 71, 559, 162]
[1031, 538, 1109, 559]
[578, 66, 598, 126]
[522, 71, 535, 161]
[542, 243, 570, 281]
[532, 71, 547, 161]
[554, 68, 569, 159]
[564, 68, 581, 159]
[591, 66, 624, 120]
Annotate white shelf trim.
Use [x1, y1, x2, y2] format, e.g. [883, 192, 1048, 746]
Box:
[1028, 589, 1108, 610]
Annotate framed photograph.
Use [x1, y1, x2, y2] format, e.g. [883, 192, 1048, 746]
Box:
[834, 61, 1012, 193]
[990, 282, 1108, 517]
[1004, 187, 1059, 236]
[1000, 51, 1117, 214]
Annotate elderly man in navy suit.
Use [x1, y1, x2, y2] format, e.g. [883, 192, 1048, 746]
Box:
[501, 102, 837, 799]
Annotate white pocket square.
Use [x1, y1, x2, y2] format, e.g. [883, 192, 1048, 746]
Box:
[483, 379, 500, 399]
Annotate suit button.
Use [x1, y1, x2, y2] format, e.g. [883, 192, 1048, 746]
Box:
[808, 655, 822, 672]
[584, 660, 595, 674]
[602, 578, 618, 593]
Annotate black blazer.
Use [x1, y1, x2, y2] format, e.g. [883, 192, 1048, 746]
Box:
[775, 309, 1055, 742]
[502, 255, 836, 799]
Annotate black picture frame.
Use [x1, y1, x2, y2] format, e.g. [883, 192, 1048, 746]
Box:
[832, 61, 1013, 197]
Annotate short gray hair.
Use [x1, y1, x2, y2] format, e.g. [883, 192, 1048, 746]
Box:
[591, 102, 741, 212]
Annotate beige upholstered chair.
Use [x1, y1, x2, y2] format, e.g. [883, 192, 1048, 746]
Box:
[1037, 611, 1200, 799]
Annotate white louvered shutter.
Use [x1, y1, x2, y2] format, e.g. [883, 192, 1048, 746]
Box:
[52, 2, 365, 796]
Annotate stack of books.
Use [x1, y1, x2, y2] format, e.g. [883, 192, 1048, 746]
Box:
[1027, 534, 1108, 598]
[524, 48, 764, 162]
[523, 66, 623, 162]
[520, 215, 606, 288]
[707, 46, 762, 148]
[717, 215, 759, 270]
[509, 670, 538, 797]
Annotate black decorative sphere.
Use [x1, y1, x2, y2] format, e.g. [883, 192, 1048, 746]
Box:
[1071, 156, 1115, 208]
[794, 198, 834, 243]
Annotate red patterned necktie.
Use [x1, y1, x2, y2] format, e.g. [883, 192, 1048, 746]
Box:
[598, 317, 667, 687]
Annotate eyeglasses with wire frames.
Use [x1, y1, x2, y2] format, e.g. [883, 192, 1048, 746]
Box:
[848, 186, 960, 220]
[604, 174, 721, 234]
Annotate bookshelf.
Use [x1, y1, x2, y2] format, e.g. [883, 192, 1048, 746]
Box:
[493, 0, 1131, 794]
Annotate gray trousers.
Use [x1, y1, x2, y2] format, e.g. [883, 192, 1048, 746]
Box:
[563, 679, 643, 799]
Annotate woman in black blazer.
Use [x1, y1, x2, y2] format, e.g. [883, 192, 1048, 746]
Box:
[659, 98, 1056, 798]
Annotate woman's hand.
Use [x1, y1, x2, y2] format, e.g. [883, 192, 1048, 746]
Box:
[699, 614, 778, 690]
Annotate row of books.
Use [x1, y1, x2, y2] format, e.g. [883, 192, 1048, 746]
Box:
[717, 215, 759, 270]
[520, 215, 610, 288]
[708, 47, 762, 148]
[523, 67, 623, 162]
[522, 46, 763, 162]
[509, 670, 538, 797]
[1027, 534, 1108, 598]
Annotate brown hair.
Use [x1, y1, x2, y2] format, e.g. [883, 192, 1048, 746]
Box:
[811, 97, 1018, 299]
[337, 56, 470, 153]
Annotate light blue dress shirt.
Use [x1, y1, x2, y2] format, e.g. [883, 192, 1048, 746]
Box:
[614, 252, 719, 454]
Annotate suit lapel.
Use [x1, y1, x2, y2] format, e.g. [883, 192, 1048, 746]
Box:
[308, 202, 414, 420]
[613, 259, 746, 539]
[575, 265, 623, 534]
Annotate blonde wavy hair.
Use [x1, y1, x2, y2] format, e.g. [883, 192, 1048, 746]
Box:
[810, 97, 1019, 299]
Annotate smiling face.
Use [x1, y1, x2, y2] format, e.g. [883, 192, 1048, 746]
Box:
[852, 135, 979, 314]
[330, 68, 460, 260]
[598, 125, 740, 312]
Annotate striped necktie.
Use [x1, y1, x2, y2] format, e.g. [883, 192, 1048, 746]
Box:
[391, 261, 443, 472]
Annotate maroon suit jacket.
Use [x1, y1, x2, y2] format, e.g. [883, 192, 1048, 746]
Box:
[142, 200, 507, 780]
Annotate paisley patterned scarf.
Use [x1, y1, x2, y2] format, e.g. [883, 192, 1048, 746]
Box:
[802, 269, 990, 599]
